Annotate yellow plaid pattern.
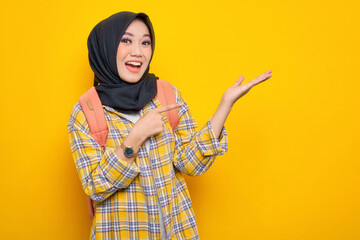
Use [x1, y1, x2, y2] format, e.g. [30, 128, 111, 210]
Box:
[67, 85, 228, 239]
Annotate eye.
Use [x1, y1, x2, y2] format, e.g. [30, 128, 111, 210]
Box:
[121, 38, 131, 44]
[143, 41, 151, 46]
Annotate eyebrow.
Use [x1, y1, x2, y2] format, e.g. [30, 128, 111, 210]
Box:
[123, 32, 151, 38]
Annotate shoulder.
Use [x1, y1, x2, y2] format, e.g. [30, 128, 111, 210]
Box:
[67, 102, 89, 134]
[162, 81, 190, 118]
[170, 84, 182, 103]
[157, 79, 183, 103]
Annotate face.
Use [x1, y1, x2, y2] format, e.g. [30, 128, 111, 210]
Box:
[116, 18, 152, 83]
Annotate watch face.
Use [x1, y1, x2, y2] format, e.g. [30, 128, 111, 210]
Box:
[124, 147, 134, 157]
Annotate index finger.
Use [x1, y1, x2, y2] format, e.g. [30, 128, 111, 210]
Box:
[251, 70, 272, 86]
[158, 103, 183, 113]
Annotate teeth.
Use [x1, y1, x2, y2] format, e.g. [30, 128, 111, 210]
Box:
[126, 61, 141, 66]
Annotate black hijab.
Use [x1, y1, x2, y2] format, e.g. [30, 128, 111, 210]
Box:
[87, 11, 158, 113]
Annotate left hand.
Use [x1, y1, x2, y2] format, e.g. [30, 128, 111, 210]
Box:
[222, 70, 272, 106]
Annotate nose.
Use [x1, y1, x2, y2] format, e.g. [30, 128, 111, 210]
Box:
[130, 42, 142, 57]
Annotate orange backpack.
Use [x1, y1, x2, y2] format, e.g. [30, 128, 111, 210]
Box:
[78, 79, 179, 220]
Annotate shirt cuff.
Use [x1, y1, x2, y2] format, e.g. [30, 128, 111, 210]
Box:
[195, 118, 228, 157]
[99, 147, 141, 189]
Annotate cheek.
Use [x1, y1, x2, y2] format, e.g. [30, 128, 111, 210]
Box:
[144, 48, 152, 60]
[117, 49, 127, 61]
[116, 51, 127, 73]
[116, 50, 126, 72]
[117, 44, 128, 61]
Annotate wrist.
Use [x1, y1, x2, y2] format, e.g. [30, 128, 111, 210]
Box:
[124, 131, 144, 151]
[128, 125, 147, 144]
[115, 131, 144, 162]
[120, 142, 138, 158]
[220, 97, 233, 111]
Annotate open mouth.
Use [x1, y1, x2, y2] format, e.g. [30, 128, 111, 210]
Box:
[125, 61, 142, 73]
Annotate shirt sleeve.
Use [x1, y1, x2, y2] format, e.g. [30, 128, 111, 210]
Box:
[172, 86, 228, 176]
[67, 103, 140, 202]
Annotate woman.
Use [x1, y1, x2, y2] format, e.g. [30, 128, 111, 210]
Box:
[67, 11, 272, 240]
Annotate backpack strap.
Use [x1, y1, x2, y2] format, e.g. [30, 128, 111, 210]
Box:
[156, 80, 179, 131]
[79, 87, 108, 150]
[79, 87, 106, 220]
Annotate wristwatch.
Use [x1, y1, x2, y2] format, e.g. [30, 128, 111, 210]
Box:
[120, 143, 138, 158]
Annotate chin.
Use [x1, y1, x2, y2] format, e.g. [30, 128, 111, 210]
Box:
[125, 79, 140, 83]
[121, 72, 147, 83]
[120, 76, 140, 83]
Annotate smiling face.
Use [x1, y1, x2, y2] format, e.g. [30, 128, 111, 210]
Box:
[116, 18, 152, 83]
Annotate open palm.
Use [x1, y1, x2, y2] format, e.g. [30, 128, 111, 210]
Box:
[223, 70, 272, 105]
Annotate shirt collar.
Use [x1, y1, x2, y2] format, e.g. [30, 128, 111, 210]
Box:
[102, 96, 160, 118]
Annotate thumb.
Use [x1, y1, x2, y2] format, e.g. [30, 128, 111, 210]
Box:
[233, 76, 245, 87]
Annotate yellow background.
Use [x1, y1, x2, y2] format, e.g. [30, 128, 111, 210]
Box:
[0, 0, 359, 239]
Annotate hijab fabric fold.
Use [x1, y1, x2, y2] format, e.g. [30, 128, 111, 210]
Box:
[87, 11, 158, 113]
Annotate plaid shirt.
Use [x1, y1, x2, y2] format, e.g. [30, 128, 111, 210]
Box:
[67, 85, 228, 240]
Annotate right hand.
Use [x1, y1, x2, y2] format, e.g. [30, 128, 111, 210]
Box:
[131, 102, 183, 140]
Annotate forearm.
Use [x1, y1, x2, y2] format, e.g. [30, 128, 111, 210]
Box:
[69, 126, 146, 202]
[173, 108, 229, 177]
[210, 97, 232, 138]
[115, 127, 146, 164]
[85, 129, 145, 201]
[172, 86, 229, 176]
